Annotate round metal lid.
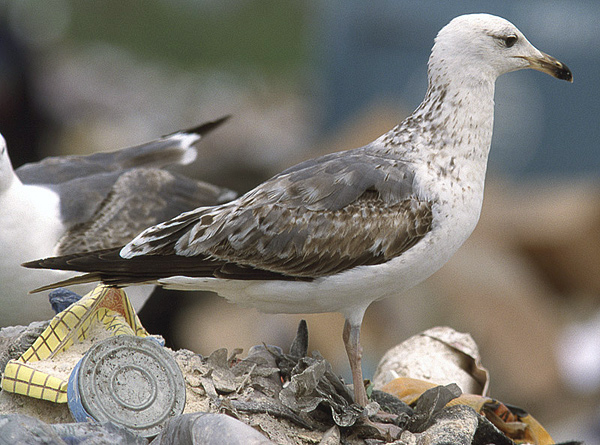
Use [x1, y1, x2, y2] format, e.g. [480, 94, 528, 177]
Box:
[69, 335, 186, 437]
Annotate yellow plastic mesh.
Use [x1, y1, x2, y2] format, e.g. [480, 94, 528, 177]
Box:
[1, 285, 149, 403]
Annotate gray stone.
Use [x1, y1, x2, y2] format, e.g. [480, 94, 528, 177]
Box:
[0, 321, 49, 371]
[150, 412, 274, 445]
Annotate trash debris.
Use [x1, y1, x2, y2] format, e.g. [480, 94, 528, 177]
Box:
[0, 313, 584, 444]
[68, 335, 186, 437]
[373, 326, 489, 396]
[1, 285, 151, 404]
[48, 288, 83, 314]
[278, 351, 364, 427]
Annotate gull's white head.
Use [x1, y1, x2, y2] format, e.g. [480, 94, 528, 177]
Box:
[430, 14, 572, 86]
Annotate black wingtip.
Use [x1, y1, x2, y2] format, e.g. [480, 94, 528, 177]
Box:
[178, 115, 231, 138]
[22, 255, 77, 270]
[22, 259, 42, 269]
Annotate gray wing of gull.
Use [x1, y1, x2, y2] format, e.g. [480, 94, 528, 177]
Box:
[15, 116, 229, 185]
[121, 147, 433, 279]
[56, 168, 237, 255]
[16, 116, 230, 230]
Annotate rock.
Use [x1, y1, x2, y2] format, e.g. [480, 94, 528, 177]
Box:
[0, 321, 50, 372]
[415, 405, 479, 445]
[150, 412, 275, 445]
[0, 414, 146, 444]
[0, 414, 66, 444]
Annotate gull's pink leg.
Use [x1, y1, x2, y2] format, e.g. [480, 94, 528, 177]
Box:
[343, 318, 368, 406]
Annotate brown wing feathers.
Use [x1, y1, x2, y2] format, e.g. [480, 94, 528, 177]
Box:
[23, 149, 434, 291]
[23, 193, 432, 291]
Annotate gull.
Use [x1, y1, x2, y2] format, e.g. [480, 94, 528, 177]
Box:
[24, 14, 572, 407]
[1, 117, 236, 326]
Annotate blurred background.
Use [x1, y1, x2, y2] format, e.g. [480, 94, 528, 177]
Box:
[0, 0, 598, 441]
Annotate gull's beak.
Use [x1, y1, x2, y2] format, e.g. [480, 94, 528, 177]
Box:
[518, 51, 573, 82]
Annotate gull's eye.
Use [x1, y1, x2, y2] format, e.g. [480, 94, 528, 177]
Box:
[504, 35, 518, 48]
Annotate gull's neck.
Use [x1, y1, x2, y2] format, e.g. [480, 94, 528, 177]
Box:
[379, 58, 498, 172]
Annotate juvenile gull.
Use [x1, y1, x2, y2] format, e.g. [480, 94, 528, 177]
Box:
[1, 117, 236, 325]
[24, 14, 572, 407]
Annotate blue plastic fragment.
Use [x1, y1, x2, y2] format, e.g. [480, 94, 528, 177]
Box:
[67, 357, 95, 423]
[49, 288, 83, 314]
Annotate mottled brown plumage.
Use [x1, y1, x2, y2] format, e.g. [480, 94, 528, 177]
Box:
[56, 168, 236, 254]
[26, 174, 432, 286]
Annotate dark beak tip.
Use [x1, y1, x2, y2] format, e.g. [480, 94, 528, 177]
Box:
[566, 71, 574, 83]
[556, 62, 573, 83]
[561, 69, 573, 83]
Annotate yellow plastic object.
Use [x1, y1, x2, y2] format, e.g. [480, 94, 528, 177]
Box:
[382, 377, 555, 445]
[1, 285, 149, 403]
